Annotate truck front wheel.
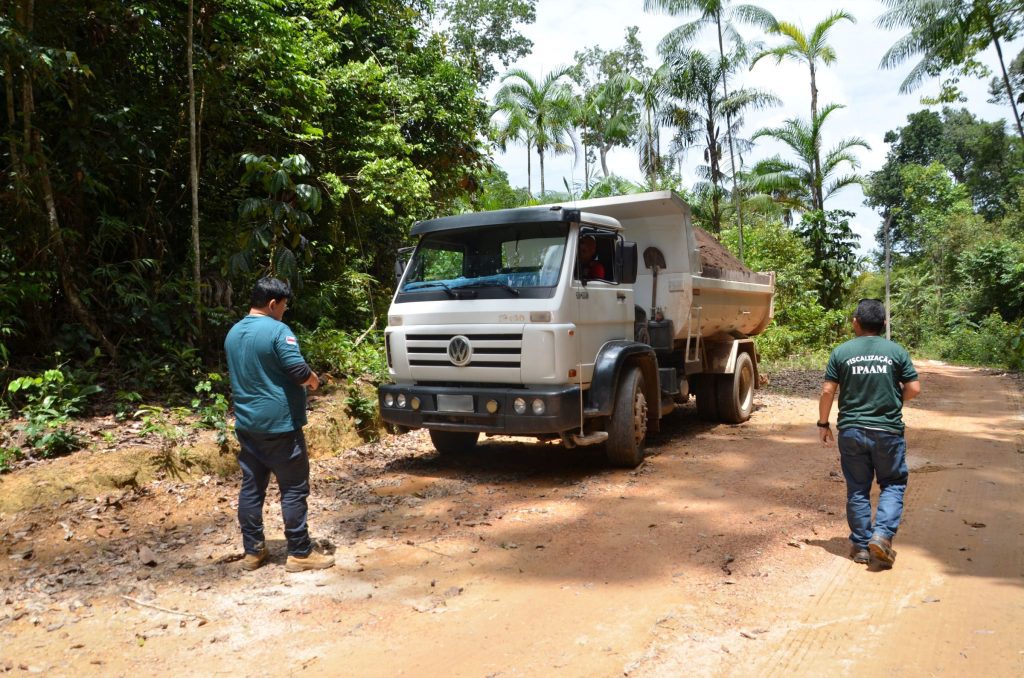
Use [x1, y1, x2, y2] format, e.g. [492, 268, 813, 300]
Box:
[428, 430, 479, 455]
[605, 366, 648, 468]
[716, 351, 754, 423]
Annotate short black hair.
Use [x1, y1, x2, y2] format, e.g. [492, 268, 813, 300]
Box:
[854, 298, 886, 333]
[251, 277, 292, 308]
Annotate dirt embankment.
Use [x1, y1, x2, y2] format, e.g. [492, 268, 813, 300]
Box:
[1, 362, 1022, 677]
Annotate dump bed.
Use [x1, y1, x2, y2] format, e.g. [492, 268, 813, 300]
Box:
[571, 191, 775, 341]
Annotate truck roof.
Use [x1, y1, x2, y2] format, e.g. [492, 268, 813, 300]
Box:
[410, 191, 687, 237]
[412, 205, 583, 236]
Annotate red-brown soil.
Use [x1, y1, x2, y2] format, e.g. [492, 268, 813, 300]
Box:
[1, 362, 1022, 676]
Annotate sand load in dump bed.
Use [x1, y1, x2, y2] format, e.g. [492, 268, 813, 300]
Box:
[694, 226, 774, 286]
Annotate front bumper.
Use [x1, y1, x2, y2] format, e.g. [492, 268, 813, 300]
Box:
[378, 384, 582, 435]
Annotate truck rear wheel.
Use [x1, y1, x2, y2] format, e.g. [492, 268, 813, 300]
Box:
[694, 375, 719, 421]
[605, 366, 648, 468]
[716, 351, 754, 423]
[428, 430, 479, 455]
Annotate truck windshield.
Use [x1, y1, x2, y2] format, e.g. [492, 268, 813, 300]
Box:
[400, 221, 568, 299]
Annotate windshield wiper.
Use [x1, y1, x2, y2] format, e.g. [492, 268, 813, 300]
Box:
[407, 281, 455, 297]
[460, 280, 520, 296]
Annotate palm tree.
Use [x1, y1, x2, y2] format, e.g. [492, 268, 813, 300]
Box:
[665, 48, 779, 232]
[752, 103, 870, 212]
[491, 100, 536, 198]
[495, 67, 577, 196]
[633, 64, 671, 189]
[877, 0, 1024, 141]
[645, 0, 777, 258]
[751, 10, 855, 211]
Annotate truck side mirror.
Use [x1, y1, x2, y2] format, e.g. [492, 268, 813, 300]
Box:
[394, 246, 415, 286]
[617, 241, 638, 284]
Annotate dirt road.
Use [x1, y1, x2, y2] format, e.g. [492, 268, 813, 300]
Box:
[1, 362, 1021, 676]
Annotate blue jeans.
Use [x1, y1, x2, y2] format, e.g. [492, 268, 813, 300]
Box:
[837, 427, 908, 548]
[236, 429, 312, 557]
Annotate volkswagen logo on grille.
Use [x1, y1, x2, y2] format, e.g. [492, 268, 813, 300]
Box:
[447, 335, 472, 367]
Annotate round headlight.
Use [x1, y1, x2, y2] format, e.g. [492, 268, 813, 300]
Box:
[531, 398, 546, 415]
[397, 393, 407, 408]
[513, 397, 527, 415]
[384, 394, 394, 407]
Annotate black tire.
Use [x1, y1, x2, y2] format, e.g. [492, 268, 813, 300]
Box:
[694, 375, 719, 421]
[428, 429, 479, 455]
[605, 366, 648, 468]
[716, 351, 755, 423]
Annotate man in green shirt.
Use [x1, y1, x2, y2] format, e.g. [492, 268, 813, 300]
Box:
[818, 299, 921, 568]
[225, 277, 334, 572]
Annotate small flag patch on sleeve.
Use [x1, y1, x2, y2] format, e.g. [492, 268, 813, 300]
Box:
[285, 336, 297, 345]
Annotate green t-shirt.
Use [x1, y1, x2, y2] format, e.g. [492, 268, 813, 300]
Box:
[824, 335, 919, 434]
[224, 315, 309, 433]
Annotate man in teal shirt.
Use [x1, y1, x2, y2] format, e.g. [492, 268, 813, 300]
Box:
[818, 299, 921, 568]
[225, 278, 334, 572]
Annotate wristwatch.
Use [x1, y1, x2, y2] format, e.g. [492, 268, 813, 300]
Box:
[816, 421, 831, 428]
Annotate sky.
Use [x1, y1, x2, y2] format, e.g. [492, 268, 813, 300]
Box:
[488, 0, 1022, 256]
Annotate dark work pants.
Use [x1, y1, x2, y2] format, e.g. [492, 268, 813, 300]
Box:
[236, 429, 312, 556]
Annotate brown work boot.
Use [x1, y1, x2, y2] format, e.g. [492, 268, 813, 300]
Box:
[868, 535, 897, 566]
[240, 546, 267, 571]
[285, 549, 335, 572]
[850, 545, 870, 564]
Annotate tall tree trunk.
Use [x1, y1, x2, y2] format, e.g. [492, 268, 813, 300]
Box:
[4, 57, 22, 179]
[539, 144, 545, 196]
[716, 13, 744, 262]
[646, 105, 656, 187]
[187, 0, 202, 334]
[708, 120, 722, 233]
[809, 64, 824, 211]
[582, 132, 590, 190]
[600, 145, 609, 178]
[526, 145, 532, 198]
[989, 24, 1024, 140]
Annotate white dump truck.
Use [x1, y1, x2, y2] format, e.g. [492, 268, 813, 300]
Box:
[378, 191, 775, 467]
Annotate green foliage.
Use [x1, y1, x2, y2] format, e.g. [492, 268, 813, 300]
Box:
[795, 209, 860, 310]
[191, 374, 231, 451]
[5, 368, 102, 460]
[234, 153, 323, 285]
[720, 219, 846, 361]
[0, 446, 18, 473]
[955, 239, 1024, 322]
[2, 0, 487, 376]
[299, 327, 388, 384]
[134, 405, 192, 479]
[438, 0, 537, 85]
[922, 313, 1023, 369]
[298, 326, 388, 437]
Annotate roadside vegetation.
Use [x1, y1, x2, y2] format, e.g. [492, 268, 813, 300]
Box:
[2, 0, 1023, 473]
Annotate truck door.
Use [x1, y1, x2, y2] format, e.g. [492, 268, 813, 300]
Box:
[572, 230, 632, 385]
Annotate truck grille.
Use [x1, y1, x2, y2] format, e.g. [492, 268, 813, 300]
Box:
[406, 332, 523, 369]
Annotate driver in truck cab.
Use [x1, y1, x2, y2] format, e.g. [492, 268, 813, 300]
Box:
[577, 235, 606, 280]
